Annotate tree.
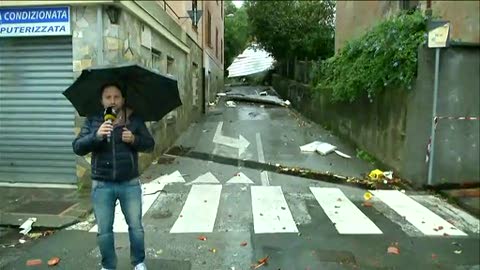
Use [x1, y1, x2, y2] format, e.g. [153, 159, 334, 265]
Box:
[245, 0, 335, 61]
[224, 0, 251, 73]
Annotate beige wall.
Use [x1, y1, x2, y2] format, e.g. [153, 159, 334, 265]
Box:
[163, 0, 224, 105]
[335, 0, 480, 52]
[202, 0, 224, 68]
[335, 1, 399, 52]
[431, 1, 480, 44]
[160, 1, 203, 48]
[161, 0, 224, 68]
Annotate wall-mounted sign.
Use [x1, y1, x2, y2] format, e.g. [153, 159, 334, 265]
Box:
[0, 6, 71, 37]
[428, 20, 450, 48]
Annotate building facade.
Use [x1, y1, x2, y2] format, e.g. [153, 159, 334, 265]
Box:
[0, 1, 224, 188]
[333, 0, 479, 185]
[335, 0, 480, 52]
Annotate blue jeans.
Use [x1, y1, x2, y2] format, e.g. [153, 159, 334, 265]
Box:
[91, 179, 145, 269]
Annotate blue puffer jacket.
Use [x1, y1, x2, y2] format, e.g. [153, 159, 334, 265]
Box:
[72, 113, 155, 182]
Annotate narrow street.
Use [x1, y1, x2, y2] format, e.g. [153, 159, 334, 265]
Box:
[1, 86, 479, 270]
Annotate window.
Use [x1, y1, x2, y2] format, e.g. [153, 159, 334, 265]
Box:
[151, 48, 162, 72]
[215, 27, 219, 58]
[400, 0, 419, 11]
[192, 62, 199, 106]
[167, 56, 175, 75]
[207, 11, 212, 47]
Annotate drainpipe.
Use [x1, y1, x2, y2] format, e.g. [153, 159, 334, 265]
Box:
[201, 1, 206, 113]
[96, 6, 104, 65]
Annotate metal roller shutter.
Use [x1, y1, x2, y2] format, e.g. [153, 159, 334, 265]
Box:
[0, 36, 76, 184]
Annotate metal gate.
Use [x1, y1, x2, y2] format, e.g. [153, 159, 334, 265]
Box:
[0, 36, 76, 184]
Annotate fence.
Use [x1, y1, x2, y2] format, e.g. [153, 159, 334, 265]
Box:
[275, 58, 317, 84]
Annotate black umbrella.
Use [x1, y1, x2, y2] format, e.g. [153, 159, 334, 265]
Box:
[63, 63, 182, 121]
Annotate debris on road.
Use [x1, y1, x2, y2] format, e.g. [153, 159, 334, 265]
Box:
[387, 243, 400, 255]
[251, 255, 269, 269]
[19, 217, 37, 235]
[364, 192, 373, 201]
[198, 235, 207, 241]
[47, 257, 60, 266]
[240, 241, 248, 246]
[226, 101, 237, 107]
[362, 201, 374, 207]
[209, 248, 217, 253]
[300, 141, 337, 155]
[368, 169, 385, 181]
[334, 150, 351, 159]
[368, 169, 394, 181]
[26, 259, 42, 266]
[454, 250, 462, 254]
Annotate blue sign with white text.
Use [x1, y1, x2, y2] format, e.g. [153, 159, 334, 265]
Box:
[0, 6, 71, 37]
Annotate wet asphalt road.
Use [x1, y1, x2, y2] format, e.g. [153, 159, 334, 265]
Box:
[1, 85, 479, 270]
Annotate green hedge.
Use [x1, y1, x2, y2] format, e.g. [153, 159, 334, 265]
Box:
[312, 11, 427, 103]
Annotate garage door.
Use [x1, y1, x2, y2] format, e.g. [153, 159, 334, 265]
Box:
[0, 36, 76, 184]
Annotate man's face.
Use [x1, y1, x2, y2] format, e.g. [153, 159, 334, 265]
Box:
[101, 85, 124, 111]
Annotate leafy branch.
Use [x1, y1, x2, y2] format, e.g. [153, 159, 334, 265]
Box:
[312, 10, 427, 103]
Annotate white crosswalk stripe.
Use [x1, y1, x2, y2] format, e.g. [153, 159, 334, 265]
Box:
[310, 187, 383, 234]
[170, 184, 222, 233]
[80, 181, 478, 238]
[251, 186, 298, 233]
[371, 190, 468, 236]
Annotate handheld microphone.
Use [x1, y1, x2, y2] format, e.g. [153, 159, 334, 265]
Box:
[104, 107, 117, 143]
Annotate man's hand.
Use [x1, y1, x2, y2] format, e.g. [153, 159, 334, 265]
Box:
[96, 121, 113, 139]
[122, 127, 135, 144]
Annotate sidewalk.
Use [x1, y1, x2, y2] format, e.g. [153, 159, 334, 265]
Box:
[0, 186, 91, 228]
[440, 188, 480, 218]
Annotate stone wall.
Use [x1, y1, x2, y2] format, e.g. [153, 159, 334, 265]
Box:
[71, 5, 203, 189]
[273, 46, 480, 187]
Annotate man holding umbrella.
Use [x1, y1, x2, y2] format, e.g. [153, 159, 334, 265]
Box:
[65, 64, 182, 270]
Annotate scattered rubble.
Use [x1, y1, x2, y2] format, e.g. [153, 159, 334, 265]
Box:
[19, 217, 37, 235]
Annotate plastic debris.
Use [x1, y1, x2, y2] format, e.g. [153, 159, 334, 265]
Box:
[240, 241, 248, 246]
[368, 169, 384, 181]
[300, 141, 337, 155]
[363, 192, 373, 201]
[19, 217, 37, 235]
[226, 101, 237, 107]
[383, 171, 393, 180]
[334, 150, 351, 159]
[198, 235, 207, 241]
[217, 93, 227, 96]
[454, 250, 462, 254]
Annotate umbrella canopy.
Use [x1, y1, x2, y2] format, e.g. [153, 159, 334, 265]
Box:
[63, 63, 182, 121]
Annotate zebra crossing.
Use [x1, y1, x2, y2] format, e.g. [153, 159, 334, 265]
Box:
[81, 178, 479, 238]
